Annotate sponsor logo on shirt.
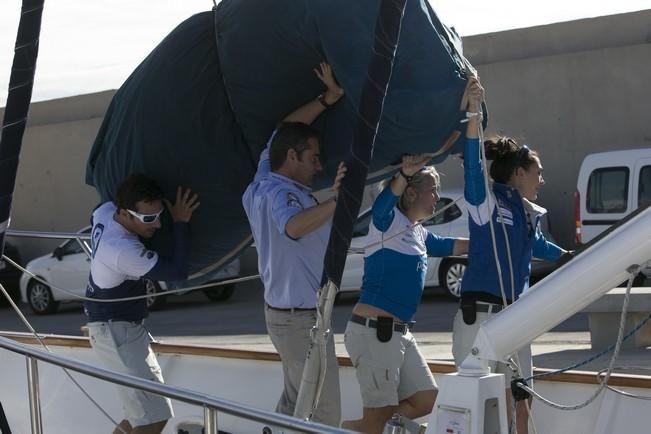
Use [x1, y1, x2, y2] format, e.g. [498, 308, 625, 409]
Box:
[287, 192, 303, 209]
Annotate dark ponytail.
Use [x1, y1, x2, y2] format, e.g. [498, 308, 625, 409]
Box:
[483, 137, 539, 183]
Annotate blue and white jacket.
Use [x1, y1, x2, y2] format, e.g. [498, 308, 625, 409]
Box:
[461, 137, 563, 302]
[359, 187, 455, 322]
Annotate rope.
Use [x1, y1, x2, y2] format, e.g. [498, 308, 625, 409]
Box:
[514, 271, 637, 411]
[0, 281, 128, 434]
[1, 254, 259, 303]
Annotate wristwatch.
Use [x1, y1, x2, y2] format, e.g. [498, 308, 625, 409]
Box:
[317, 93, 331, 108]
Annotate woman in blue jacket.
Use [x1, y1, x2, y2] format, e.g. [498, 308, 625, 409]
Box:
[342, 155, 468, 434]
[454, 78, 569, 434]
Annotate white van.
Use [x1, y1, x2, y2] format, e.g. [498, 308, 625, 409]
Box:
[575, 148, 651, 281]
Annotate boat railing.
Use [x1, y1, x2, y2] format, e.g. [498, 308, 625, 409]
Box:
[0, 335, 348, 434]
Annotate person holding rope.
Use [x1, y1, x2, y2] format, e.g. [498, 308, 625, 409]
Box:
[453, 78, 569, 434]
[242, 62, 346, 426]
[85, 174, 199, 434]
[342, 156, 468, 434]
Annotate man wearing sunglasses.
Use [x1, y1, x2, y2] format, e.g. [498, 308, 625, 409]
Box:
[84, 173, 199, 434]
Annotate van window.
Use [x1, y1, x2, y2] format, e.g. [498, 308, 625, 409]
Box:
[639, 165, 651, 209]
[586, 167, 629, 213]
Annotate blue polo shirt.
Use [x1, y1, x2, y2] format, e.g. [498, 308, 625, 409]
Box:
[242, 146, 330, 309]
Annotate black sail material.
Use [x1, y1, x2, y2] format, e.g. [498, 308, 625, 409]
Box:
[86, 0, 475, 279]
[322, 0, 407, 288]
[0, 0, 45, 260]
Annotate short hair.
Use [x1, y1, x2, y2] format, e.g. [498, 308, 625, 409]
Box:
[269, 122, 320, 171]
[484, 137, 539, 184]
[115, 173, 164, 211]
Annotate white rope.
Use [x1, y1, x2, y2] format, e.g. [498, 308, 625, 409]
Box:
[598, 367, 651, 401]
[515, 271, 636, 411]
[349, 197, 464, 254]
[1, 254, 259, 303]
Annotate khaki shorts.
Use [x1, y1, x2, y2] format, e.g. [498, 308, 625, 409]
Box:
[88, 321, 173, 427]
[451, 309, 532, 385]
[344, 321, 436, 408]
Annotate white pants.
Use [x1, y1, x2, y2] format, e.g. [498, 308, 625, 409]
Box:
[87, 321, 173, 427]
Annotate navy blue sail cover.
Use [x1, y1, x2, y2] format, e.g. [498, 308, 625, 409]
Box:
[86, 0, 477, 276]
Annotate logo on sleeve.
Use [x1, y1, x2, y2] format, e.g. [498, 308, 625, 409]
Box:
[287, 192, 303, 209]
[91, 224, 105, 258]
[140, 248, 155, 260]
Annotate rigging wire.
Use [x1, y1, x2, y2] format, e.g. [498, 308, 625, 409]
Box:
[0, 281, 128, 433]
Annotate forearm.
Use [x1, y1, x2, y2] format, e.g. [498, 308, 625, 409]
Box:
[283, 98, 328, 125]
[372, 186, 398, 232]
[144, 222, 190, 281]
[285, 199, 336, 239]
[452, 238, 469, 256]
[463, 137, 486, 205]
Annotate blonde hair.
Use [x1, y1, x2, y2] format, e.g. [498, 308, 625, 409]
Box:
[381, 166, 440, 213]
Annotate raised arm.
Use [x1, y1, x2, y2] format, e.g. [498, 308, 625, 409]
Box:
[285, 161, 346, 239]
[463, 77, 487, 206]
[283, 62, 344, 124]
[372, 154, 432, 231]
[144, 187, 199, 281]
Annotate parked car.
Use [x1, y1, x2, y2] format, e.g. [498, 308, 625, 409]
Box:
[339, 189, 560, 298]
[19, 227, 241, 314]
[575, 148, 651, 284]
[0, 242, 23, 303]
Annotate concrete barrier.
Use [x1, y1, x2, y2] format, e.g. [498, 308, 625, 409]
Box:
[581, 287, 651, 350]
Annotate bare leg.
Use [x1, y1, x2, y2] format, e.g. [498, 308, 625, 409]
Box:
[342, 405, 396, 434]
[342, 389, 436, 434]
[113, 419, 132, 434]
[130, 420, 167, 434]
[395, 389, 436, 420]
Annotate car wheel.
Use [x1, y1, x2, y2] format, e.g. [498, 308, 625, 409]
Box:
[439, 259, 467, 298]
[145, 279, 166, 310]
[203, 283, 235, 302]
[27, 280, 59, 314]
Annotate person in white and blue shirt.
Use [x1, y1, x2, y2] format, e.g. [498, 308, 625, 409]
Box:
[242, 62, 347, 426]
[453, 78, 568, 434]
[85, 174, 199, 434]
[342, 155, 468, 434]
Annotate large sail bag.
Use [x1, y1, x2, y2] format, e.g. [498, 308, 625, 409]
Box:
[86, 0, 476, 277]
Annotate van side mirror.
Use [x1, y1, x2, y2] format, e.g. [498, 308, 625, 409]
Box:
[52, 247, 64, 261]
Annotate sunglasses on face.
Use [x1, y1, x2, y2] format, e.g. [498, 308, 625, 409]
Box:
[127, 208, 164, 224]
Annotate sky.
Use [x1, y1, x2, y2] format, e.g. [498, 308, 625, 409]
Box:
[0, 0, 649, 107]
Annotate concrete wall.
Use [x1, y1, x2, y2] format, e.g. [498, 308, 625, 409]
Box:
[1, 91, 113, 260]
[429, 10, 651, 246]
[2, 10, 650, 262]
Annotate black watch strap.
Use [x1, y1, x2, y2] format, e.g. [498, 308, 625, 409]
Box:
[317, 93, 331, 108]
[399, 169, 412, 182]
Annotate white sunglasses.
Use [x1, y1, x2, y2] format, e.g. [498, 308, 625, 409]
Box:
[127, 208, 164, 224]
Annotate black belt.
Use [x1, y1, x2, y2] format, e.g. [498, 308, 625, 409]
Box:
[474, 302, 503, 313]
[266, 303, 316, 312]
[350, 314, 413, 334]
